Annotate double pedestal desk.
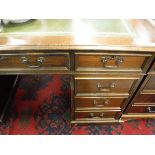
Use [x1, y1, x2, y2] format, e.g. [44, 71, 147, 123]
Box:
[0, 19, 155, 124]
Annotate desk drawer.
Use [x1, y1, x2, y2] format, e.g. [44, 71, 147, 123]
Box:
[75, 53, 150, 72]
[75, 111, 117, 119]
[134, 94, 155, 105]
[142, 75, 155, 93]
[75, 77, 138, 95]
[0, 53, 70, 70]
[128, 105, 155, 113]
[74, 97, 126, 109]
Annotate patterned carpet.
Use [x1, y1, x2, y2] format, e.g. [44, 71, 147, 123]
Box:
[0, 75, 155, 135]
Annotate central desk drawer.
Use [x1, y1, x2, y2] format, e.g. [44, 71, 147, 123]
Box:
[0, 53, 70, 70]
[75, 76, 138, 95]
[75, 53, 150, 72]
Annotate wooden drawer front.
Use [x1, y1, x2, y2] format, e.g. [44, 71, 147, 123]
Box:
[75, 53, 149, 72]
[142, 75, 155, 93]
[128, 105, 155, 113]
[0, 53, 70, 70]
[75, 111, 117, 119]
[75, 78, 136, 95]
[134, 94, 155, 105]
[74, 97, 126, 109]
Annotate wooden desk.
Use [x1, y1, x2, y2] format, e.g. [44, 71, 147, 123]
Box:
[0, 19, 155, 124]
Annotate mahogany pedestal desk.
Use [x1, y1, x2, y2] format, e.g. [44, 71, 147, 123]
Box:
[0, 19, 155, 124]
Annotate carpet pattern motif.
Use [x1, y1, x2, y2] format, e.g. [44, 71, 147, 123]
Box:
[0, 75, 155, 135]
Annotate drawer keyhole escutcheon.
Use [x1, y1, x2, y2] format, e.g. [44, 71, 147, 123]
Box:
[97, 82, 116, 92]
[93, 99, 109, 107]
[101, 55, 124, 68]
[21, 56, 45, 68]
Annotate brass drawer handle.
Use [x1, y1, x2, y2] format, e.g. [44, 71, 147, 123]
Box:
[101, 56, 124, 68]
[147, 107, 155, 113]
[97, 82, 116, 91]
[0, 56, 7, 61]
[93, 99, 109, 107]
[21, 56, 45, 68]
[90, 112, 104, 118]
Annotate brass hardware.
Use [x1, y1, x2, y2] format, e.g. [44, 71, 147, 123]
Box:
[0, 56, 7, 61]
[147, 107, 155, 113]
[101, 55, 124, 68]
[97, 82, 116, 91]
[20, 56, 45, 68]
[93, 99, 109, 107]
[90, 112, 104, 118]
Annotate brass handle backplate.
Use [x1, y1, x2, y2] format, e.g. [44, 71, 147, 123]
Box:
[21, 56, 45, 68]
[97, 82, 116, 92]
[93, 99, 109, 107]
[147, 107, 155, 113]
[89, 112, 104, 118]
[0, 56, 7, 61]
[101, 55, 124, 68]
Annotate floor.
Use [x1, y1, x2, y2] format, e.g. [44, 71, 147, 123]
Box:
[0, 75, 155, 135]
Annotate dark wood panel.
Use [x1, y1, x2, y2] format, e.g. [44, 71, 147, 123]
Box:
[0, 75, 21, 123]
[142, 75, 155, 91]
[134, 94, 155, 104]
[0, 75, 17, 112]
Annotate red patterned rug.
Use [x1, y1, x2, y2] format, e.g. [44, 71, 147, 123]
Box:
[0, 75, 155, 135]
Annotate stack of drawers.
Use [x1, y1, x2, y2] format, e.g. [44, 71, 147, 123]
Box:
[126, 62, 155, 116]
[72, 52, 152, 123]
